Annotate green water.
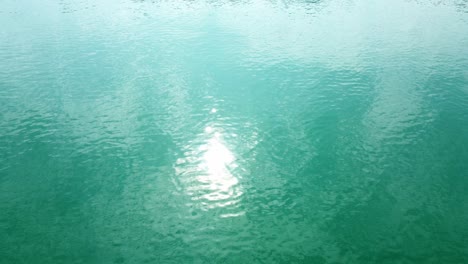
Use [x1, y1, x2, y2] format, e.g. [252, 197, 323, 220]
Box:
[1, 0, 468, 263]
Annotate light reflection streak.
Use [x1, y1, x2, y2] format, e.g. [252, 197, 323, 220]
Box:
[175, 121, 244, 217]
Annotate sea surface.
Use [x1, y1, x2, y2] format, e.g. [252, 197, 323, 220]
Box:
[1, 0, 468, 263]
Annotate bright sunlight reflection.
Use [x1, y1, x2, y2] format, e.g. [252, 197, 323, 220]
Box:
[175, 123, 244, 217]
[197, 131, 239, 202]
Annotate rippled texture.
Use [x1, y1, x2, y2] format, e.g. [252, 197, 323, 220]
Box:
[1, 0, 468, 263]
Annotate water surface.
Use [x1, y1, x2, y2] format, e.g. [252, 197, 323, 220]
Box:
[1, 0, 468, 263]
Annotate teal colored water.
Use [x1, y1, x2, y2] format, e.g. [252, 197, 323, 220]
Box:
[1, 0, 468, 263]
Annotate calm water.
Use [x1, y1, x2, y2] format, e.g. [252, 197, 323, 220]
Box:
[1, 0, 468, 263]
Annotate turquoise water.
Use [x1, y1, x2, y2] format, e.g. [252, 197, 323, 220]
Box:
[1, 0, 468, 263]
